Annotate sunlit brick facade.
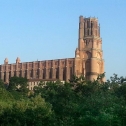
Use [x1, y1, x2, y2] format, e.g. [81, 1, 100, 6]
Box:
[0, 16, 104, 89]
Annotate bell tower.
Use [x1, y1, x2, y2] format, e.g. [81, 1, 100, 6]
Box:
[75, 16, 104, 81]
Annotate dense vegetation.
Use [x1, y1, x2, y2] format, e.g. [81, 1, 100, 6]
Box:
[0, 74, 126, 126]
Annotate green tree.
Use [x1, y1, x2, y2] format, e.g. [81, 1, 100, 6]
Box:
[8, 76, 28, 90]
[0, 95, 54, 126]
[7, 76, 29, 99]
[0, 79, 5, 89]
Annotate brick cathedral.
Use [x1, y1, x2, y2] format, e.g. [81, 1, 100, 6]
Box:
[0, 16, 104, 90]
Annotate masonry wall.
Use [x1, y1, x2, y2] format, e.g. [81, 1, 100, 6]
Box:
[0, 58, 75, 83]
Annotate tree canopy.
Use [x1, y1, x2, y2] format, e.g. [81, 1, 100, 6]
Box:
[0, 74, 126, 125]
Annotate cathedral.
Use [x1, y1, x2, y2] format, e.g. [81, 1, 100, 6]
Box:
[0, 16, 104, 90]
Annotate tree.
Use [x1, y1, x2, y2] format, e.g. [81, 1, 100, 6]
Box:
[1, 73, 126, 125]
[7, 76, 29, 98]
[0, 79, 5, 89]
[0, 95, 54, 126]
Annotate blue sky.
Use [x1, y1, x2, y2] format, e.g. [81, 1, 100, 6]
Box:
[0, 0, 126, 79]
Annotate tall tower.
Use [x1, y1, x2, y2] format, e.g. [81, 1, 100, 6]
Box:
[75, 16, 104, 81]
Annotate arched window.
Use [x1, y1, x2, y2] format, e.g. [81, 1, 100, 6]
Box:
[70, 67, 73, 79]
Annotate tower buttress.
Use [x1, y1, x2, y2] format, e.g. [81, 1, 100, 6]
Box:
[78, 16, 84, 50]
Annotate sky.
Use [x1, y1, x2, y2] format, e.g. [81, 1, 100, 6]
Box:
[0, 0, 126, 79]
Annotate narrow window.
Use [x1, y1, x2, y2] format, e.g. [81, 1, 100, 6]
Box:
[24, 70, 27, 78]
[91, 21, 93, 35]
[87, 21, 90, 28]
[84, 23, 86, 36]
[9, 71, 11, 79]
[56, 68, 59, 79]
[49, 69, 52, 79]
[70, 67, 73, 79]
[29, 70, 32, 78]
[63, 68, 66, 80]
[4, 72, 6, 82]
[43, 69, 45, 79]
[14, 71, 16, 76]
[36, 69, 39, 78]
[19, 71, 21, 77]
[88, 29, 90, 35]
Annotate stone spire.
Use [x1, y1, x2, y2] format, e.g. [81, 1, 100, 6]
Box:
[16, 57, 20, 63]
[4, 58, 8, 65]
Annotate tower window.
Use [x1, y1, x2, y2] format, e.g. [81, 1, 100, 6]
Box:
[87, 21, 90, 28]
[91, 21, 93, 28]
[88, 29, 90, 35]
[91, 21, 93, 35]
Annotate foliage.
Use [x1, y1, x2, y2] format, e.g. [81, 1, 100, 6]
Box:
[0, 79, 5, 88]
[7, 76, 29, 99]
[0, 74, 126, 125]
[0, 95, 54, 126]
